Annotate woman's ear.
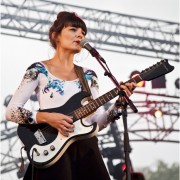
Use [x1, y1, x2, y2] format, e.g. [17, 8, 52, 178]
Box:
[52, 32, 58, 42]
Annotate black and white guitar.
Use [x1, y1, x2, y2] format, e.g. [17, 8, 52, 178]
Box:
[17, 59, 174, 168]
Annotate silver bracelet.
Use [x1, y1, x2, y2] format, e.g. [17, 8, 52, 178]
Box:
[107, 107, 122, 123]
[27, 115, 36, 124]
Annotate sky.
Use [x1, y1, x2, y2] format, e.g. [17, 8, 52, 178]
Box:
[0, 0, 179, 179]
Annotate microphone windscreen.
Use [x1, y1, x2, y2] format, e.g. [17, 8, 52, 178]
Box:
[80, 39, 89, 48]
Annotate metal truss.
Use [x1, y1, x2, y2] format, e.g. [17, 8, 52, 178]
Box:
[1, 0, 179, 62]
[117, 91, 179, 143]
[1, 91, 179, 178]
[98, 91, 179, 178]
[0, 120, 29, 179]
[1, 0, 179, 178]
[126, 91, 179, 143]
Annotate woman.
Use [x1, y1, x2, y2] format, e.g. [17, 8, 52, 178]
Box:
[6, 11, 136, 180]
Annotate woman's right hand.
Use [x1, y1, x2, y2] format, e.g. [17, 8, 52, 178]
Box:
[36, 112, 74, 137]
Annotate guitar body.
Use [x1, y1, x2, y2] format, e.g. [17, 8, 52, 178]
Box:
[17, 91, 99, 168]
[17, 59, 174, 169]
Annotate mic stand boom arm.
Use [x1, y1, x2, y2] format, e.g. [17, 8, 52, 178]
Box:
[91, 47, 138, 112]
[91, 48, 138, 180]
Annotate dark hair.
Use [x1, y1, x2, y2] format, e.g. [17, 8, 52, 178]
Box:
[49, 11, 87, 49]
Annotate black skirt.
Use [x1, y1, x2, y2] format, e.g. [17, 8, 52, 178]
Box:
[23, 136, 111, 180]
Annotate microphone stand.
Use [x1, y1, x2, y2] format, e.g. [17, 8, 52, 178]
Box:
[91, 50, 138, 180]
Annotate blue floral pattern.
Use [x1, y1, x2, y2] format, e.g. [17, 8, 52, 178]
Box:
[24, 62, 48, 81]
[43, 78, 65, 95]
[24, 62, 98, 96]
[85, 69, 99, 89]
[6, 62, 99, 125]
[75, 80, 82, 90]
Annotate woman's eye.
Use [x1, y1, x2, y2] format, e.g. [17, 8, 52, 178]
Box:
[70, 28, 76, 31]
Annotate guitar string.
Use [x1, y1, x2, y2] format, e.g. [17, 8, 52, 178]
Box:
[38, 87, 119, 133]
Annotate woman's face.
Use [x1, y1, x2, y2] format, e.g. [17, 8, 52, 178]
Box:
[56, 26, 86, 53]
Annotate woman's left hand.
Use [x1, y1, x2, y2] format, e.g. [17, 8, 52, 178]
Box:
[106, 82, 137, 123]
[119, 82, 137, 97]
[113, 82, 137, 110]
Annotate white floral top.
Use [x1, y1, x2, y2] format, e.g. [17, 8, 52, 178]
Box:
[6, 62, 112, 131]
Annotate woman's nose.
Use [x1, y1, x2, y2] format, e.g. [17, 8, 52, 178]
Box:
[76, 29, 84, 38]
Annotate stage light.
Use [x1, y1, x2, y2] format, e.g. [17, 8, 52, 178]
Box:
[175, 78, 180, 89]
[154, 109, 163, 118]
[121, 163, 126, 171]
[130, 70, 145, 87]
[150, 108, 163, 118]
[112, 162, 126, 180]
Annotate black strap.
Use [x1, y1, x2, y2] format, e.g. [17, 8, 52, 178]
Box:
[74, 65, 92, 101]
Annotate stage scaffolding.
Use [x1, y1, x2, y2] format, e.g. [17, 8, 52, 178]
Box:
[1, 0, 179, 179]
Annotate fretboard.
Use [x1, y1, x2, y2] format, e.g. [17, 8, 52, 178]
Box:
[73, 75, 142, 119]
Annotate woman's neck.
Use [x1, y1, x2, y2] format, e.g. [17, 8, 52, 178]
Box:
[51, 51, 75, 69]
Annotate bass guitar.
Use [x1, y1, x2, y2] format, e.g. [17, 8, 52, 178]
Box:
[17, 59, 174, 168]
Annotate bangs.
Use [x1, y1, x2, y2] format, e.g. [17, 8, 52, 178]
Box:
[64, 16, 87, 35]
[49, 11, 88, 49]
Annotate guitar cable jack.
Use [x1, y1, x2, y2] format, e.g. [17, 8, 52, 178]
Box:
[33, 148, 40, 156]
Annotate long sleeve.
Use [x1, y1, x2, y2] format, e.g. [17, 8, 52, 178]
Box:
[5, 63, 40, 124]
[6, 63, 119, 128]
[85, 69, 118, 131]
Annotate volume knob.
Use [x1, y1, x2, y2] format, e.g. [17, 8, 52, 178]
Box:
[43, 150, 49, 156]
[50, 145, 55, 151]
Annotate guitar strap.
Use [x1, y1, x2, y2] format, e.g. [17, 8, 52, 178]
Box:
[74, 65, 92, 101]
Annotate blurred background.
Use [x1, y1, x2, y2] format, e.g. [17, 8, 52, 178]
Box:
[1, 0, 179, 180]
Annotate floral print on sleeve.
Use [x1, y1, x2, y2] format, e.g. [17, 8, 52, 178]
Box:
[6, 63, 100, 125]
[24, 63, 66, 97]
[24, 62, 48, 82]
[10, 107, 32, 124]
[5, 62, 45, 124]
[85, 69, 99, 90]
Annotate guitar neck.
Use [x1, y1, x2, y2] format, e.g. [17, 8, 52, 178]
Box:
[73, 59, 174, 120]
[73, 75, 142, 119]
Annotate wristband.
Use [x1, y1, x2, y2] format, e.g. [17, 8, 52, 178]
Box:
[28, 115, 35, 124]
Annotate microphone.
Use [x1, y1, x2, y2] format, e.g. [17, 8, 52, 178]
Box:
[80, 39, 105, 63]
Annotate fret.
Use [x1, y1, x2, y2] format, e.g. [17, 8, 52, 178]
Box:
[73, 76, 140, 120]
[99, 97, 104, 104]
[83, 107, 88, 114]
[88, 102, 96, 111]
[96, 98, 102, 107]
[81, 108, 87, 117]
[106, 93, 111, 100]
[73, 111, 80, 119]
[108, 93, 113, 99]
[78, 108, 84, 117]
[114, 89, 119, 96]
[94, 99, 99, 107]
[92, 102, 96, 109]
[100, 96, 106, 104]
[72, 60, 173, 122]
[108, 90, 114, 98]
[74, 109, 81, 119]
[101, 95, 106, 102]
[85, 104, 91, 112]
[80, 107, 86, 115]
